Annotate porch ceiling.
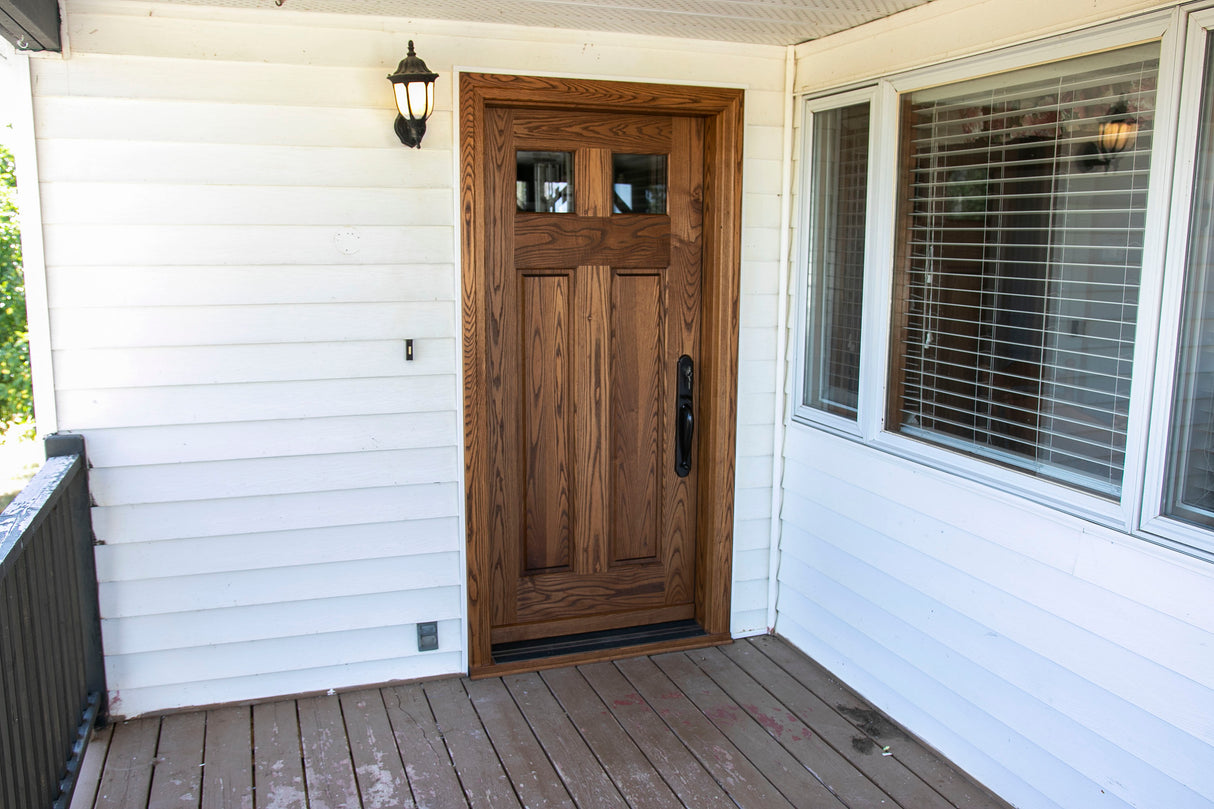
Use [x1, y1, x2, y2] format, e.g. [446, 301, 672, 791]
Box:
[143, 0, 933, 46]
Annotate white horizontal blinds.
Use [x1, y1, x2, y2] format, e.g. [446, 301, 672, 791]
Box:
[1165, 34, 1214, 528]
[804, 102, 870, 418]
[894, 43, 1160, 495]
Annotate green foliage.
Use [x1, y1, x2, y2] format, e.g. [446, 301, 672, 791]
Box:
[0, 145, 31, 427]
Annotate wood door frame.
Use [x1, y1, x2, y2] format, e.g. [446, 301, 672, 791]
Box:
[460, 73, 743, 676]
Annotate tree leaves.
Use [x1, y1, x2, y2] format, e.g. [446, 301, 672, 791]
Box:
[0, 144, 32, 427]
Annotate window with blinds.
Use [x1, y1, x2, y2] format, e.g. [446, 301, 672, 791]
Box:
[890, 43, 1160, 496]
[1165, 34, 1214, 528]
[803, 102, 870, 419]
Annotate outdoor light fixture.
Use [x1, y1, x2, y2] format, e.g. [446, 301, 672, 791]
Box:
[1080, 99, 1138, 172]
[387, 41, 439, 149]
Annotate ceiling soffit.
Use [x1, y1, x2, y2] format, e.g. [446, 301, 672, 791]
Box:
[141, 0, 933, 46]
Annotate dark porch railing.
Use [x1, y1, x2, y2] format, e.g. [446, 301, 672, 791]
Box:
[0, 433, 105, 809]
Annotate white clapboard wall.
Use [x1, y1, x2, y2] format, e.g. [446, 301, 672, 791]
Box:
[35, 0, 787, 717]
[777, 2, 1214, 809]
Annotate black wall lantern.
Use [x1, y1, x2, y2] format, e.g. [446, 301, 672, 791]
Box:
[388, 41, 439, 149]
[1080, 99, 1138, 173]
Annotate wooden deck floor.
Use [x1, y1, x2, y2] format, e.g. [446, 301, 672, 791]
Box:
[69, 636, 1012, 809]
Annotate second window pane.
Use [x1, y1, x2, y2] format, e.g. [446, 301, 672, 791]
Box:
[613, 154, 667, 214]
[803, 102, 870, 419]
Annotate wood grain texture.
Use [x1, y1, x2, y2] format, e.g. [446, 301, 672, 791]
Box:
[252, 699, 307, 809]
[423, 678, 520, 809]
[693, 89, 743, 637]
[661, 116, 705, 608]
[615, 655, 796, 809]
[297, 696, 361, 809]
[502, 671, 630, 809]
[513, 110, 672, 152]
[748, 635, 1006, 809]
[460, 73, 746, 117]
[691, 645, 902, 809]
[79, 639, 1014, 809]
[610, 272, 663, 564]
[653, 651, 852, 809]
[489, 603, 696, 645]
[68, 722, 112, 809]
[514, 215, 670, 269]
[539, 666, 681, 809]
[147, 712, 205, 809]
[515, 565, 666, 619]
[200, 706, 252, 809]
[577, 660, 737, 809]
[464, 678, 575, 809]
[340, 690, 414, 809]
[523, 273, 572, 574]
[92, 718, 158, 809]
[462, 74, 743, 671]
[381, 682, 467, 809]
[463, 73, 493, 671]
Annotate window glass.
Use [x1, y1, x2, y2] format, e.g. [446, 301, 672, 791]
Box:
[803, 103, 870, 418]
[890, 43, 1160, 495]
[517, 151, 573, 212]
[1164, 34, 1214, 528]
[613, 154, 667, 214]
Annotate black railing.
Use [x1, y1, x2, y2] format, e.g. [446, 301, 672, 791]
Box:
[0, 434, 105, 809]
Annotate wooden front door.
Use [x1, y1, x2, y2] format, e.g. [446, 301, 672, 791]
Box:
[485, 107, 702, 647]
[462, 74, 744, 675]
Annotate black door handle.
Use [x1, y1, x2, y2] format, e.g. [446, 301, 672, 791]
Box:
[675, 355, 693, 477]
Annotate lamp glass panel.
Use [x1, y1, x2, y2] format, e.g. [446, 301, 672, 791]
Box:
[394, 81, 434, 120]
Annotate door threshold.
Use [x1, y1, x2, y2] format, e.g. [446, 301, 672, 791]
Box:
[494, 620, 706, 664]
[471, 627, 731, 679]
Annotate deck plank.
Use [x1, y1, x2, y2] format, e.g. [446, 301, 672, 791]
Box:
[252, 699, 306, 809]
[340, 690, 415, 809]
[503, 672, 629, 809]
[424, 677, 520, 809]
[68, 722, 112, 809]
[381, 682, 468, 809]
[93, 717, 159, 809]
[147, 712, 205, 809]
[80, 638, 1013, 809]
[577, 660, 736, 809]
[200, 706, 252, 809]
[540, 666, 684, 809]
[688, 645, 904, 809]
[614, 655, 795, 809]
[297, 695, 361, 809]
[746, 636, 1011, 808]
[464, 677, 575, 809]
[653, 650, 851, 809]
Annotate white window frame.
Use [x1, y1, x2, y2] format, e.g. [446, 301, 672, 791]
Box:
[790, 85, 890, 436]
[790, 7, 1194, 538]
[1141, 5, 1214, 559]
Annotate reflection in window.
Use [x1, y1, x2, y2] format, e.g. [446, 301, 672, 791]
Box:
[1165, 35, 1214, 528]
[517, 151, 573, 213]
[613, 154, 667, 214]
[803, 103, 870, 419]
[891, 43, 1159, 495]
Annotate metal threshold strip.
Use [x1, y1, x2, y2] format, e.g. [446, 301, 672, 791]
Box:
[492, 619, 707, 664]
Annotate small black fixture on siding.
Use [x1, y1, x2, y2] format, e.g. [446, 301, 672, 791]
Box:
[388, 41, 439, 149]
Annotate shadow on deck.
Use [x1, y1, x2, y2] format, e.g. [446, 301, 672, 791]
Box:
[70, 636, 1012, 809]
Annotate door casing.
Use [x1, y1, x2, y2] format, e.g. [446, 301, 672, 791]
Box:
[460, 73, 744, 676]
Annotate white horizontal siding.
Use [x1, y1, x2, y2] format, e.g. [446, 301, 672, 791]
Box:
[777, 426, 1214, 809]
[54, 340, 457, 389]
[42, 0, 787, 715]
[82, 413, 458, 466]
